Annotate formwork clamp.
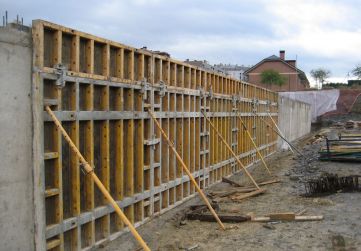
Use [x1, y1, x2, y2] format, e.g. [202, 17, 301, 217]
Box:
[158, 80, 167, 97]
[80, 163, 95, 176]
[208, 86, 214, 100]
[265, 100, 271, 113]
[198, 86, 206, 98]
[54, 64, 67, 88]
[252, 98, 259, 113]
[140, 78, 151, 100]
[232, 95, 240, 107]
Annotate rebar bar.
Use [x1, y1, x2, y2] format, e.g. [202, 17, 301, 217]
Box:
[304, 174, 361, 196]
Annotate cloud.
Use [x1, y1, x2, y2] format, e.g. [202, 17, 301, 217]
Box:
[1, 0, 360, 85]
[264, 0, 361, 57]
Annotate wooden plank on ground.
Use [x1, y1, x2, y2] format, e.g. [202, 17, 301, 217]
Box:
[222, 177, 280, 188]
[222, 176, 242, 187]
[229, 188, 266, 201]
[269, 212, 295, 221]
[208, 187, 257, 198]
[213, 188, 266, 203]
[252, 215, 323, 222]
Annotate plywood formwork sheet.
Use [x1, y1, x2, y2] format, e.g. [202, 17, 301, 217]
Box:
[32, 20, 279, 250]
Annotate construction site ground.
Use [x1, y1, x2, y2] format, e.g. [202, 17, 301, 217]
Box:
[100, 127, 361, 251]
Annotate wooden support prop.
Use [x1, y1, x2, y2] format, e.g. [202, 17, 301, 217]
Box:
[201, 111, 260, 190]
[222, 177, 280, 188]
[267, 113, 307, 160]
[229, 188, 266, 201]
[257, 113, 308, 161]
[148, 110, 226, 230]
[45, 106, 151, 251]
[257, 113, 291, 151]
[236, 114, 272, 176]
[222, 176, 243, 187]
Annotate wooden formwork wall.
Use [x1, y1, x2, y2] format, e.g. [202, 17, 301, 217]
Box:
[32, 20, 278, 250]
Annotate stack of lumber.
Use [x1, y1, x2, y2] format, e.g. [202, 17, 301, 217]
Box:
[206, 177, 280, 203]
[319, 136, 361, 161]
[207, 187, 266, 203]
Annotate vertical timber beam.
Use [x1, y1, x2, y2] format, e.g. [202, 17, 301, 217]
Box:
[32, 20, 46, 251]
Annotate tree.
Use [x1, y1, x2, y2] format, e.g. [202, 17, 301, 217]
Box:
[260, 69, 286, 87]
[310, 68, 331, 89]
[351, 65, 361, 79]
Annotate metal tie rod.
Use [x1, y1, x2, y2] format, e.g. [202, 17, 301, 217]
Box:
[45, 106, 151, 251]
[148, 110, 225, 230]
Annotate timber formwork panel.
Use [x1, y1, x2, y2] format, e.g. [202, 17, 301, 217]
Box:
[33, 20, 279, 250]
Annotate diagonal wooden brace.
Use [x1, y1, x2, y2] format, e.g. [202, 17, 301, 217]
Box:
[148, 110, 226, 230]
[236, 113, 272, 176]
[45, 106, 151, 251]
[201, 111, 261, 190]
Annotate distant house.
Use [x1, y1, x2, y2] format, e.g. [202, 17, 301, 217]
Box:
[214, 64, 250, 81]
[244, 50, 310, 92]
[185, 59, 227, 75]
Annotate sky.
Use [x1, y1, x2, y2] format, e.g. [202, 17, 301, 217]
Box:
[2, 0, 361, 86]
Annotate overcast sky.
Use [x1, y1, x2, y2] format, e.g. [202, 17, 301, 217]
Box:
[2, 0, 361, 86]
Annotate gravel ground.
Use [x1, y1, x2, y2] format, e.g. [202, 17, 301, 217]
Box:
[99, 127, 361, 251]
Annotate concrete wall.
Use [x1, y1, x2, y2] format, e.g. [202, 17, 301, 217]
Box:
[277, 96, 312, 149]
[0, 27, 35, 250]
[279, 90, 339, 122]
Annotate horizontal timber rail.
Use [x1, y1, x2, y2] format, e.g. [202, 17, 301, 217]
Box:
[32, 19, 279, 250]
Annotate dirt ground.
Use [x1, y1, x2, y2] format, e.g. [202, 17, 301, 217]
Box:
[100, 127, 361, 251]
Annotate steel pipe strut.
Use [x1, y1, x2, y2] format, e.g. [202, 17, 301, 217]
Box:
[45, 106, 151, 251]
[263, 113, 307, 159]
[201, 111, 261, 190]
[148, 110, 226, 230]
[267, 113, 294, 153]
